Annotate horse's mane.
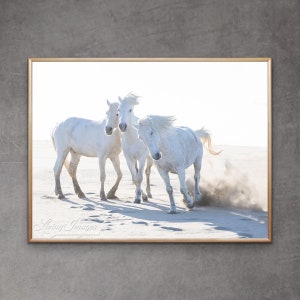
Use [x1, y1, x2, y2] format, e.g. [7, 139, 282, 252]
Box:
[122, 93, 140, 106]
[139, 115, 176, 134]
[109, 102, 119, 109]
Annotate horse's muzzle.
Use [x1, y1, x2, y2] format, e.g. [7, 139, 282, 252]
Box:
[153, 152, 161, 160]
[105, 126, 113, 135]
[119, 123, 127, 132]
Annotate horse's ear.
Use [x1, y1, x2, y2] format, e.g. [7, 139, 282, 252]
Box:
[118, 96, 122, 103]
[106, 99, 111, 106]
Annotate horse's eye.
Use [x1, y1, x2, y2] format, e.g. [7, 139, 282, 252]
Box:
[129, 109, 132, 112]
[116, 113, 119, 116]
[150, 131, 153, 136]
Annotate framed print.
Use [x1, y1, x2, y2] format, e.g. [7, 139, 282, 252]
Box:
[28, 58, 272, 243]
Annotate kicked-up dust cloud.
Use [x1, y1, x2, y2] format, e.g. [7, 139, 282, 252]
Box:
[186, 146, 268, 211]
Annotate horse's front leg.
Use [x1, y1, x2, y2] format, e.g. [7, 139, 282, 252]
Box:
[125, 157, 143, 204]
[98, 156, 107, 201]
[137, 156, 149, 202]
[145, 155, 153, 198]
[178, 169, 194, 209]
[106, 155, 122, 199]
[157, 167, 177, 214]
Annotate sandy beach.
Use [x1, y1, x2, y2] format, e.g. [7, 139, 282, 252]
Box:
[31, 140, 269, 241]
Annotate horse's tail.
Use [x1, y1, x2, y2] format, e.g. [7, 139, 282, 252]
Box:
[195, 128, 222, 155]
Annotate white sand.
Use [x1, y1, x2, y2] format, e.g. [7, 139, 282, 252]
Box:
[31, 141, 269, 241]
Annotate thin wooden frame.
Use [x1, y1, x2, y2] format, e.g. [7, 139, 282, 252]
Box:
[28, 58, 272, 243]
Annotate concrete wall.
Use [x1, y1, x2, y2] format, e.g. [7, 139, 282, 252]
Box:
[0, 1, 299, 299]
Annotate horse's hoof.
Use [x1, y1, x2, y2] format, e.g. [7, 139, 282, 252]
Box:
[100, 196, 108, 201]
[183, 198, 194, 209]
[187, 202, 194, 209]
[168, 209, 177, 214]
[142, 194, 148, 202]
[147, 193, 152, 199]
[134, 199, 141, 204]
[78, 193, 86, 199]
[100, 191, 107, 201]
[107, 191, 117, 199]
[58, 194, 66, 200]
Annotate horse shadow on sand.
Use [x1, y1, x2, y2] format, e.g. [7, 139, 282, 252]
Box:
[46, 192, 268, 239]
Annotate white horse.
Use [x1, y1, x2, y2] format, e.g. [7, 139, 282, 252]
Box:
[135, 115, 220, 214]
[51, 100, 122, 201]
[118, 94, 153, 203]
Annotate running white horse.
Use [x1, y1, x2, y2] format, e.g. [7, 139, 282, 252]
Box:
[135, 115, 220, 214]
[51, 100, 122, 201]
[118, 94, 153, 203]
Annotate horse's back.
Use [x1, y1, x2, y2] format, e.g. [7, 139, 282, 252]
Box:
[176, 127, 200, 145]
[68, 117, 105, 137]
[161, 126, 202, 169]
[52, 118, 81, 150]
[178, 126, 202, 157]
[54, 117, 97, 135]
[52, 117, 115, 157]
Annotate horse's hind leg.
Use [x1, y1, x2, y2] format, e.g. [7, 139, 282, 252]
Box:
[193, 156, 202, 205]
[178, 169, 194, 209]
[53, 148, 69, 199]
[145, 155, 153, 198]
[106, 155, 122, 199]
[65, 150, 85, 199]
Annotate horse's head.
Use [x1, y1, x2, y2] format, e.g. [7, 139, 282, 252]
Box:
[105, 100, 119, 135]
[118, 94, 139, 132]
[135, 121, 161, 161]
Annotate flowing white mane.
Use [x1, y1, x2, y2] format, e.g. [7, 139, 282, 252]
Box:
[123, 93, 140, 106]
[139, 115, 176, 134]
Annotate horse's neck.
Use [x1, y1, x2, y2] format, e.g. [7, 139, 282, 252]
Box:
[113, 128, 122, 140]
[122, 124, 139, 144]
[123, 114, 139, 141]
[157, 128, 174, 150]
[133, 115, 139, 124]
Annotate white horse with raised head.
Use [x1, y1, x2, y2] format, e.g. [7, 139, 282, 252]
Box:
[118, 94, 153, 203]
[135, 115, 220, 214]
[52, 100, 122, 201]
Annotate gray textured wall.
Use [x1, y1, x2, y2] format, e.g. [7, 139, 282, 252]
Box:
[0, 0, 299, 299]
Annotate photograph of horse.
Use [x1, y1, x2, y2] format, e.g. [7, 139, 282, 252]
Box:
[29, 59, 271, 242]
[51, 101, 122, 201]
[136, 114, 221, 214]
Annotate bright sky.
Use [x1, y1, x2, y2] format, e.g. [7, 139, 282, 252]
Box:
[32, 61, 269, 147]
